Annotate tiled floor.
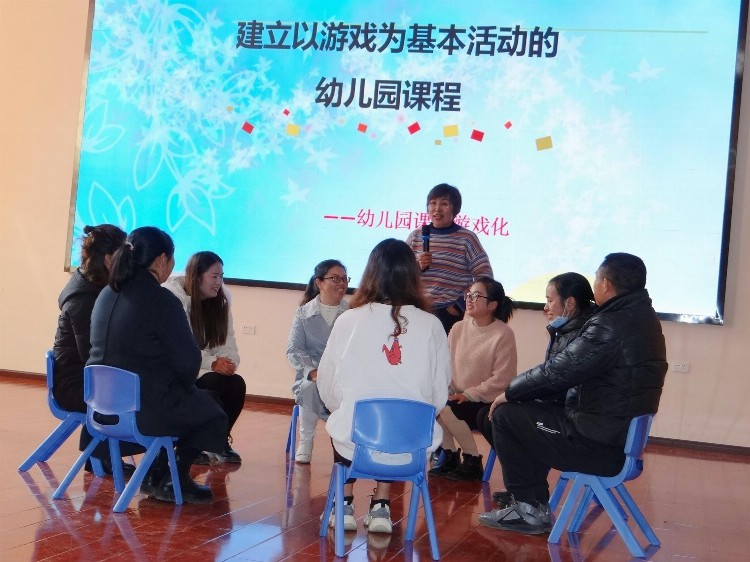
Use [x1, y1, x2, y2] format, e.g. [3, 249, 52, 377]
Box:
[2, 374, 749, 561]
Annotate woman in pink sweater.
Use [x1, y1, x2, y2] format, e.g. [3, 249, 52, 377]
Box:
[429, 276, 517, 481]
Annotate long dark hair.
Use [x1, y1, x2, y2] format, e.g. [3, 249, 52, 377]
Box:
[79, 224, 126, 287]
[548, 272, 595, 317]
[349, 239, 431, 337]
[301, 259, 347, 306]
[109, 227, 174, 292]
[473, 276, 516, 322]
[184, 251, 228, 349]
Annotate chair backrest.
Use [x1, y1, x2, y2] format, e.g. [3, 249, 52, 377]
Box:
[349, 398, 436, 479]
[83, 365, 142, 442]
[46, 350, 55, 391]
[619, 414, 654, 482]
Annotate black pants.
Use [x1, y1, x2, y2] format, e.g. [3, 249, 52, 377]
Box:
[435, 306, 464, 335]
[195, 372, 246, 438]
[490, 402, 625, 505]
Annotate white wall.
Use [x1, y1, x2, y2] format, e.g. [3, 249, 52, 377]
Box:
[1, 1, 749, 446]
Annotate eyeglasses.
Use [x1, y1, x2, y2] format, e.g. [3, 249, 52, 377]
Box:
[323, 275, 350, 284]
[465, 292, 490, 303]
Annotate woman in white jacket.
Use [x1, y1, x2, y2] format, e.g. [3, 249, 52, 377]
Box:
[164, 251, 246, 464]
[317, 239, 451, 535]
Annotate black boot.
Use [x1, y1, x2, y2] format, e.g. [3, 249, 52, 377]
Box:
[85, 457, 137, 477]
[140, 449, 169, 497]
[155, 447, 213, 504]
[428, 448, 461, 477]
[445, 453, 484, 481]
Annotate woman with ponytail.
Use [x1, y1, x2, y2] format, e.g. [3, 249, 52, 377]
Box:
[429, 276, 518, 482]
[286, 259, 349, 464]
[316, 239, 451, 535]
[88, 227, 227, 504]
[53, 224, 139, 475]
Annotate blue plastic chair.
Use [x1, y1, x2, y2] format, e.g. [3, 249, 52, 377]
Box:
[319, 399, 440, 560]
[482, 448, 496, 482]
[52, 365, 182, 512]
[548, 414, 660, 558]
[19, 351, 103, 475]
[285, 403, 300, 456]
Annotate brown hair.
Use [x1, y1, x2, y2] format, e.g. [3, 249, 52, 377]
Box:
[80, 224, 126, 287]
[184, 251, 228, 349]
[349, 239, 431, 337]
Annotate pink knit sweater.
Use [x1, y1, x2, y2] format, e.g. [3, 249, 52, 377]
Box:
[448, 318, 517, 403]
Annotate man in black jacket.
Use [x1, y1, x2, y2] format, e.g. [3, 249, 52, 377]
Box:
[479, 253, 668, 535]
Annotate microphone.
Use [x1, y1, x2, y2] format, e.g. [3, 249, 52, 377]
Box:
[421, 224, 431, 272]
[422, 223, 431, 252]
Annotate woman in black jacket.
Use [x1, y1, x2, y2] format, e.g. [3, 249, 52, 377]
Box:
[477, 272, 594, 505]
[53, 224, 140, 474]
[88, 226, 227, 503]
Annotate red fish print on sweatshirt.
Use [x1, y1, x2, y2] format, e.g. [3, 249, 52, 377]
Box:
[382, 337, 402, 365]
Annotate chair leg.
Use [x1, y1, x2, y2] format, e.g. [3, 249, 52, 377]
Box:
[286, 404, 299, 456]
[112, 440, 177, 512]
[109, 440, 125, 493]
[419, 479, 440, 560]
[319, 468, 336, 538]
[52, 437, 101, 500]
[548, 472, 571, 511]
[482, 449, 495, 482]
[334, 464, 346, 557]
[18, 417, 83, 471]
[405, 481, 421, 541]
[615, 484, 660, 546]
[589, 479, 646, 558]
[569, 487, 595, 532]
[165, 443, 182, 505]
[548, 477, 585, 544]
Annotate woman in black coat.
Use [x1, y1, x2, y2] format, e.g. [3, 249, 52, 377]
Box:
[53, 224, 140, 474]
[88, 226, 227, 503]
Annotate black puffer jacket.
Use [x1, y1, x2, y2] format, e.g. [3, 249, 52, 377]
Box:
[506, 289, 667, 448]
[541, 312, 590, 407]
[53, 270, 102, 412]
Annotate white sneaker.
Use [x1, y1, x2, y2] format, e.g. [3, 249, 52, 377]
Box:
[364, 502, 392, 534]
[295, 440, 313, 464]
[321, 502, 357, 531]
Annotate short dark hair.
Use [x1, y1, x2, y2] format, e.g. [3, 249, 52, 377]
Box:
[598, 253, 647, 295]
[548, 272, 595, 316]
[426, 183, 462, 215]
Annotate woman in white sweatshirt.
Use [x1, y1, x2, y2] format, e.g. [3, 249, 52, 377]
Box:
[164, 251, 245, 464]
[317, 239, 451, 535]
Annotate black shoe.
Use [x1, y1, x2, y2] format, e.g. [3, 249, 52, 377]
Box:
[139, 468, 164, 497]
[193, 452, 214, 465]
[218, 446, 241, 464]
[85, 458, 136, 477]
[492, 490, 513, 508]
[428, 448, 461, 477]
[445, 453, 484, 481]
[155, 474, 213, 504]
